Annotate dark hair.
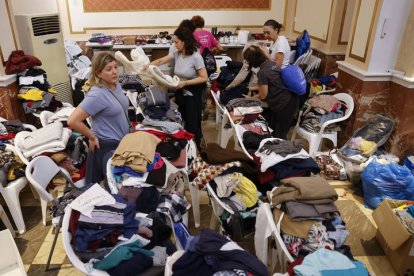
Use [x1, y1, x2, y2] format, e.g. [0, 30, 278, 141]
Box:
[243, 45, 267, 69]
[178, 19, 196, 32]
[264, 19, 282, 33]
[174, 27, 198, 55]
[191, 15, 205, 28]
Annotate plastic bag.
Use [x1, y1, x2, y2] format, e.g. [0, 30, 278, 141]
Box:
[361, 159, 414, 209]
[281, 64, 307, 95]
[339, 115, 395, 163]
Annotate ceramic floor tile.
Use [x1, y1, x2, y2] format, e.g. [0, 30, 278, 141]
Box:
[57, 263, 83, 276]
[31, 234, 67, 265]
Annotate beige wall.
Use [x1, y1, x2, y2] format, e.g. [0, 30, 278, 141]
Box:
[395, 4, 414, 77]
[59, 0, 287, 41]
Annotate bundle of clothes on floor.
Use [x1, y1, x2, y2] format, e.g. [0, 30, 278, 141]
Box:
[339, 114, 395, 163]
[299, 94, 348, 133]
[0, 146, 25, 186]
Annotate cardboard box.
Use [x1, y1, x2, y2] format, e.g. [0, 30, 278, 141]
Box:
[122, 36, 136, 45]
[372, 199, 414, 275]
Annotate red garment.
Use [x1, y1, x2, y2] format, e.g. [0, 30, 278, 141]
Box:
[68, 210, 81, 244]
[0, 132, 16, 140]
[152, 153, 165, 170]
[5, 50, 42, 74]
[287, 256, 304, 276]
[87, 230, 123, 252]
[259, 170, 276, 185]
[138, 129, 195, 140]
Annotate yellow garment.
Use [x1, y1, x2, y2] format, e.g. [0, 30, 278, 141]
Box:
[82, 81, 92, 92]
[17, 88, 44, 101]
[233, 176, 258, 208]
[48, 87, 58, 94]
[359, 140, 377, 156]
[7, 164, 24, 181]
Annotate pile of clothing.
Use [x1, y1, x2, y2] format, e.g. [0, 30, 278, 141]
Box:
[253, 138, 319, 192]
[299, 94, 348, 133]
[137, 87, 181, 122]
[17, 67, 63, 114]
[171, 229, 268, 276]
[68, 184, 172, 275]
[16, 122, 72, 159]
[266, 176, 353, 260]
[310, 74, 337, 94]
[88, 33, 111, 43]
[0, 119, 29, 142]
[111, 131, 191, 224]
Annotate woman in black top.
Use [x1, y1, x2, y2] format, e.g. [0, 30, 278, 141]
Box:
[243, 45, 298, 139]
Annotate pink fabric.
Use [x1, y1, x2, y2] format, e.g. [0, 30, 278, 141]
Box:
[193, 30, 218, 54]
[170, 147, 186, 168]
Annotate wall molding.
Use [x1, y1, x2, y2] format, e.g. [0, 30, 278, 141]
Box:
[348, 0, 379, 62]
[337, 61, 414, 88]
[312, 47, 346, 56]
[293, 0, 334, 43]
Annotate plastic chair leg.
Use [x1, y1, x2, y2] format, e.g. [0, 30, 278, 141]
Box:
[308, 137, 321, 156]
[3, 191, 26, 234]
[41, 198, 48, 226]
[29, 184, 40, 200]
[189, 184, 200, 228]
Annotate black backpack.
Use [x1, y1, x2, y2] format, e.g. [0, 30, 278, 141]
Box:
[202, 48, 217, 76]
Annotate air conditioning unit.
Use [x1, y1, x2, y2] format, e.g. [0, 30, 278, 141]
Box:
[14, 13, 73, 104]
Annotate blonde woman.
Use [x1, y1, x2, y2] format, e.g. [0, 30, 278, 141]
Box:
[68, 52, 130, 185]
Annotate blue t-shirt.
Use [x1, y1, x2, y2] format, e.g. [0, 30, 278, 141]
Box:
[79, 83, 129, 141]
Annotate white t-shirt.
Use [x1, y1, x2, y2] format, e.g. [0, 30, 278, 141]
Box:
[269, 35, 291, 68]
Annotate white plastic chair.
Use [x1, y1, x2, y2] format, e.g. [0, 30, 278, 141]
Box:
[205, 182, 234, 232]
[0, 144, 29, 234]
[211, 91, 234, 148]
[0, 229, 27, 275]
[294, 49, 313, 66]
[223, 108, 254, 160]
[164, 250, 185, 276]
[255, 203, 294, 273]
[62, 206, 110, 276]
[291, 93, 354, 156]
[214, 55, 232, 70]
[0, 205, 15, 237]
[303, 55, 321, 81]
[25, 155, 78, 271]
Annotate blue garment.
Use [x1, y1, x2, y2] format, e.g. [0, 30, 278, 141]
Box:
[79, 82, 129, 141]
[112, 153, 161, 178]
[94, 240, 154, 270]
[174, 222, 191, 249]
[321, 261, 368, 276]
[75, 195, 139, 251]
[107, 252, 153, 276]
[294, 248, 356, 276]
[185, 236, 200, 252]
[407, 205, 414, 218]
[270, 157, 320, 180]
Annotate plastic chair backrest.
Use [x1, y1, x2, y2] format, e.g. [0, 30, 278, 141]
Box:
[223, 109, 254, 160]
[211, 90, 226, 113]
[294, 49, 312, 66]
[0, 229, 26, 275]
[214, 55, 232, 70]
[318, 93, 354, 133]
[25, 156, 70, 202]
[62, 206, 110, 276]
[206, 183, 235, 217]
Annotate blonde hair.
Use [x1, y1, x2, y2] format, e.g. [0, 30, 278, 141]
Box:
[88, 52, 116, 88]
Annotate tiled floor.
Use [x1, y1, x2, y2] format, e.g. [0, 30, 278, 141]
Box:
[0, 107, 397, 275]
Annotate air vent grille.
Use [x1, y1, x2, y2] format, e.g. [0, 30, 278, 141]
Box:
[31, 15, 60, 37]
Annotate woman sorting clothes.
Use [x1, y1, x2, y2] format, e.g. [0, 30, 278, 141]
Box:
[150, 27, 208, 150]
[243, 45, 298, 140]
[263, 19, 291, 68]
[68, 52, 130, 185]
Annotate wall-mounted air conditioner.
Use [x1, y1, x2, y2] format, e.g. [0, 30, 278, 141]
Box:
[14, 13, 73, 104]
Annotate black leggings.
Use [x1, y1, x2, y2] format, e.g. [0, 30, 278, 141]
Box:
[269, 95, 299, 140]
[175, 84, 206, 145]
